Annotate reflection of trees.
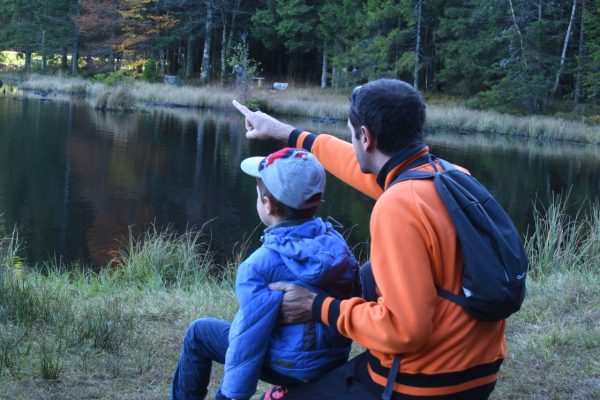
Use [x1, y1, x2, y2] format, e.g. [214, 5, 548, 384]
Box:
[1, 97, 598, 268]
[0, 98, 93, 265]
[425, 132, 600, 235]
[87, 110, 138, 142]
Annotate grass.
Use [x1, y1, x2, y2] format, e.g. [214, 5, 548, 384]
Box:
[13, 74, 600, 145]
[0, 199, 599, 399]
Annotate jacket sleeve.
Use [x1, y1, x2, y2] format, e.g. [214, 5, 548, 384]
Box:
[312, 187, 439, 355]
[289, 130, 383, 200]
[220, 260, 283, 399]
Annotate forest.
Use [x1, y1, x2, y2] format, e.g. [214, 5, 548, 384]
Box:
[1, 0, 600, 116]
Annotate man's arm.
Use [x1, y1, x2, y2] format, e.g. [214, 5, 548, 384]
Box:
[268, 282, 316, 324]
[232, 100, 383, 199]
[270, 193, 439, 355]
[232, 100, 294, 141]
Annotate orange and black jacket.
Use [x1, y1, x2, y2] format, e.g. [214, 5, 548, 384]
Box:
[289, 130, 506, 399]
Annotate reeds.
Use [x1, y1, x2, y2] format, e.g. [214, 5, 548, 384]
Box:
[525, 194, 600, 279]
[112, 224, 214, 288]
[17, 74, 600, 144]
[427, 106, 600, 145]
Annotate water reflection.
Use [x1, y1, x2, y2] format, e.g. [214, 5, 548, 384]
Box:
[0, 96, 598, 268]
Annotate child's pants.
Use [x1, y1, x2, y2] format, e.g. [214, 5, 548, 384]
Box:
[171, 318, 300, 400]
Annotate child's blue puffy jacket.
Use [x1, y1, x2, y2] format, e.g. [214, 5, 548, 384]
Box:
[220, 218, 359, 399]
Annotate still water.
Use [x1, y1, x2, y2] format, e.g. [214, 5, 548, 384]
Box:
[1, 95, 599, 268]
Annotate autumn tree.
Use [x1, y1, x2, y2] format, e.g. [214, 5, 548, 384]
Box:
[77, 0, 125, 71]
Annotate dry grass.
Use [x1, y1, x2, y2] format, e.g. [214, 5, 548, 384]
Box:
[428, 106, 600, 145]
[17, 74, 600, 145]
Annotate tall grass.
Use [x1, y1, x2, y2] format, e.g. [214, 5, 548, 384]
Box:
[17, 74, 600, 145]
[0, 199, 598, 398]
[0, 225, 236, 385]
[112, 225, 215, 288]
[525, 194, 600, 278]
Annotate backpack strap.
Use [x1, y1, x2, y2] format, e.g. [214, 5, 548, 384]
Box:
[390, 153, 437, 187]
[388, 155, 472, 310]
[382, 354, 402, 400]
[436, 287, 469, 308]
[392, 153, 462, 181]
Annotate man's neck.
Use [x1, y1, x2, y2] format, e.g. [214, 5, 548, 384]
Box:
[370, 150, 393, 176]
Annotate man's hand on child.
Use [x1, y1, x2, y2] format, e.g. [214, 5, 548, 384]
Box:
[232, 100, 295, 142]
[269, 282, 316, 324]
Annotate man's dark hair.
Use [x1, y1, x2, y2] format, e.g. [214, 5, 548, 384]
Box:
[349, 79, 426, 155]
[257, 179, 318, 220]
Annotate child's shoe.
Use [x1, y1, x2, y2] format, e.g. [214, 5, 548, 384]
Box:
[262, 386, 288, 400]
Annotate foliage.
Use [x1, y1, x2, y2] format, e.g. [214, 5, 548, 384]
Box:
[91, 69, 134, 86]
[584, 2, 600, 102]
[241, 97, 267, 112]
[142, 58, 160, 82]
[1, 0, 599, 115]
[227, 33, 261, 93]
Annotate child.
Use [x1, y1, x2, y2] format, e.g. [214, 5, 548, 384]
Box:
[171, 148, 360, 400]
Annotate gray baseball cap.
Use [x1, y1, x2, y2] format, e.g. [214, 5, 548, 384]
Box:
[240, 148, 326, 209]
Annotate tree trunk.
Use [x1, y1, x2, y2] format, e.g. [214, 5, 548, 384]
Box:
[24, 49, 32, 73]
[508, 0, 528, 69]
[71, 0, 81, 75]
[414, 0, 423, 90]
[220, 16, 228, 82]
[109, 47, 116, 72]
[159, 48, 166, 75]
[40, 30, 46, 74]
[225, 0, 241, 61]
[321, 43, 328, 88]
[200, 4, 213, 82]
[186, 35, 195, 79]
[71, 34, 79, 74]
[332, 67, 339, 90]
[61, 47, 68, 71]
[574, 0, 585, 103]
[553, 0, 577, 97]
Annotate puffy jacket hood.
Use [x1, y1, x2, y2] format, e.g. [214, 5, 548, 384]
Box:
[262, 218, 354, 289]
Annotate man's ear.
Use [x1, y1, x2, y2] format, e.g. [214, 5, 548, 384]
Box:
[360, 125, 376, 152]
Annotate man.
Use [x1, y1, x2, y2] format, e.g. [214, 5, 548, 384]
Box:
[232, 78, 505, 400]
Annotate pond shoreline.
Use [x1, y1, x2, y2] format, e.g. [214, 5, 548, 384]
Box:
[12, 74, 600, 146]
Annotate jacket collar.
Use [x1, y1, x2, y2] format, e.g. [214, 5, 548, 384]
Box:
[375, 142, 428, 189]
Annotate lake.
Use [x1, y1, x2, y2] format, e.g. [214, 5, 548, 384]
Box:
[1, 94, 599, 268]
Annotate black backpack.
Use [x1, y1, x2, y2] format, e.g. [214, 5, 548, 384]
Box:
[389, 153, 528, 322]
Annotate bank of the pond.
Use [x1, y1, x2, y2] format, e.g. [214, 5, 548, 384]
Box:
[1, 199, 598, 399]
[16, 74, 600, 145]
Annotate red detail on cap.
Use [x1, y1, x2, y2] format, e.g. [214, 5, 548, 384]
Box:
[259, 147, 309, 171]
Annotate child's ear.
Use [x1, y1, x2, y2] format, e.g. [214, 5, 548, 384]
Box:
[265, 196, 276, 215]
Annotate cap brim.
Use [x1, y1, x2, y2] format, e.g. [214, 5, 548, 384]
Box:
[240, 156, 263, 178]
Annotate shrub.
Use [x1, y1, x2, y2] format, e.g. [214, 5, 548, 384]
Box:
[93, 85, 136, 111]
[114, 226, 213, 288]
[38, 336, 64, 380]
[91, 70, 134, 86]
[142, 59, 160, 82]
